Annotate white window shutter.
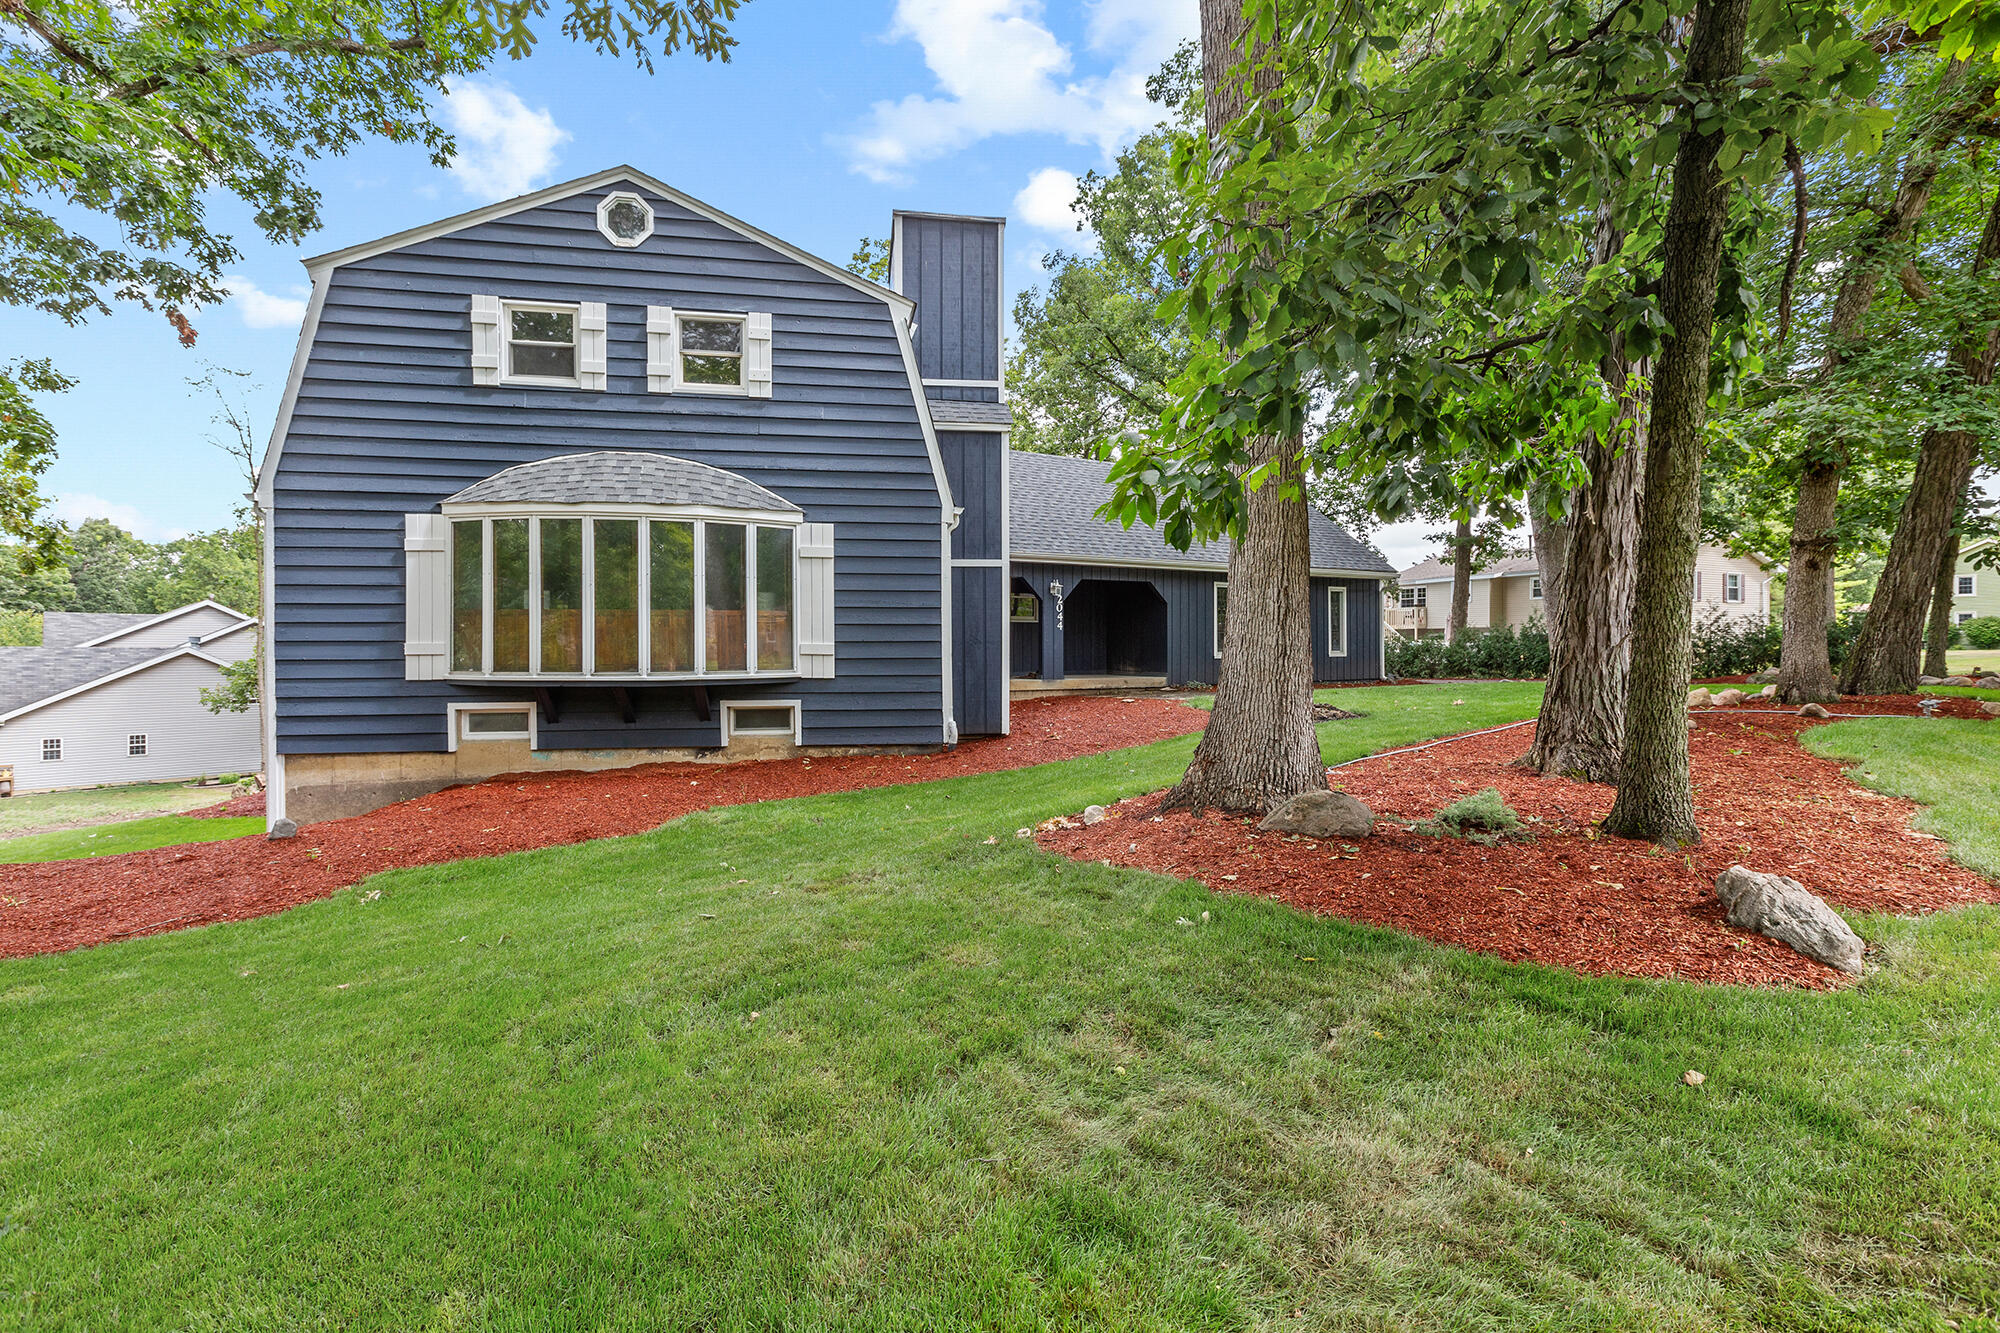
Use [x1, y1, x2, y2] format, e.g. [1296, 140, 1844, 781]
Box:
[470, 295, 502, 386]
[404, 514, 451, 681]
[746, 311, 773, 398]
[646, 305, 677, 393]
[797, 522, 836, 678]
[578, 301, 608, 391]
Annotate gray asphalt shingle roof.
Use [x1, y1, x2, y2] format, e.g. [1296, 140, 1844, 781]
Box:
[445, 451, 801, 513]
[1397, 554, 1542, 585]
[39, 612, 157, 649]
[926, 399, 1015, 426]
[1008, 450, 1394, 576]
[0, 645, 165, 717]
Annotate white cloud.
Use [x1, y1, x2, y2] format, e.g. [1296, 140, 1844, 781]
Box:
[1014, 167, 1085, 233]
[1369, 518, 1439, 574]
[51, 493, 187, 543]
[440, 79, 571, 201]
[845, 0, 1197, 183]
[223, 274, 308, 329]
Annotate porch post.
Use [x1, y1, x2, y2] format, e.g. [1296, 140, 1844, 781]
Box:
[1042, 579, 1065, 682]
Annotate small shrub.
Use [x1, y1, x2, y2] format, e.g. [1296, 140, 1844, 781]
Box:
[1962, 616, 2000, 650]
[1417, 788, 1528, 844]
[1387, 624, 1549, 679]
[1690, 610, 1780, 678]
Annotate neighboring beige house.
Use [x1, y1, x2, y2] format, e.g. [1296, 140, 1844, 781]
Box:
[1388, 546, 1778, 638]
[1949, 537, 2000, 628]
[0, 602, 261, 793]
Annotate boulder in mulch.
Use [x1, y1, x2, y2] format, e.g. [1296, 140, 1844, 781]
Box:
[1919, 675, 1945, 686]
[267, 818, 298, 840]
[1081, 804, 1107, 825]
[1713, 688, 1747, 706]
[1979, 676, 2000, 690]
[1981, 701, 2000, 717]
[1941, 676, 1976, 687]
[1757, 684, 1778, 699]
[1688, 688, 1713, 708]
[1798, 702, 1831, 719]
[1259, 789, 1374, 838]
[1715, 866, 1866, 975]
[1751, 669, 1781, 683]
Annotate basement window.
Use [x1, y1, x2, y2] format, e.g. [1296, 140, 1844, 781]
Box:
[724, 701, 801, 744]
[448, 704, 535, 751]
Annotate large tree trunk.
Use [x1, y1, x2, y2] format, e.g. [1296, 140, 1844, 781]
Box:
[1601, 0, 1749, 847]
[1776, 462, 1842, 702]
[1924, 519, 1963, 678]
[1446, 511, 1474, 643]
[1526, 202, 1646, 783]
[1163, 0, 1322, 813]
[1841, 187, 2000, 695]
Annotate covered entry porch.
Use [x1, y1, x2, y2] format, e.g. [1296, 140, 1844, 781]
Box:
[1009, 562, 1203, 690]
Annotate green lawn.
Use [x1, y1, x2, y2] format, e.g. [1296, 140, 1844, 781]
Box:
[6, 681, 2000, 1330]
[1945, 649, 2000, 677]
[1804, 717, 2000, 879]
[0, 779, 247, 839]
[0, 813, 266, 864]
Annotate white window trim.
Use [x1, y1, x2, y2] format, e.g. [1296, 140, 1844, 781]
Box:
[1529, 576, 1543, 600]
[1327, 585, 1348, 658]
[441, 504, 802, 684]
[1959, 574, 1977, 597]
[447, 702, 538, 752]
[673, 310, 750, 397]
[1958, 611, 1976, 625]
[1213, 580, 1227, 658]
[596, 191, 655, 247]
[127, 733, 148, 757]
[500, 299, 582, 388]
[1399, 586, 1427, 608]
[41, 738, 62, 761]
[723, 699, 802, 746]
[1724, 572, 1744, 603]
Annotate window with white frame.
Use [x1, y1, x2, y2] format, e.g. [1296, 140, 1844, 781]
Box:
[448, 511, 797, 679]
[1327, 585, 1348, 657]
[1213, 581, 1228, 657]
[127, 734, 147, 757]
[596, 192, 655, 247]
[1398, 586, 1427, 608]
[724, 700, 801, 744]
[501, 301, 579, 386]
[1724, 572, 1744, 603]
[41, 738, 61, 761]
[677, 313, 748, 391]
[450, 704, 535, 750]
[1959, 611, 1977, 625]
[1959, 574, 1977, 596]
[1529, 576, 1543, 600]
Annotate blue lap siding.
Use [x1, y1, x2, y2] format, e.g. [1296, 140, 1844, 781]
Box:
[268, 180, 947, 757]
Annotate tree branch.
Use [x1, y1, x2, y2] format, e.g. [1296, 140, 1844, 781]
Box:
[1774, 137, 1807, 353]
[114, 36, 431, 100]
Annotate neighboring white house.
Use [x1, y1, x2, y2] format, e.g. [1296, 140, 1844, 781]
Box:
[1388, 546, 1779, 638]
[0, 602, 261, 793]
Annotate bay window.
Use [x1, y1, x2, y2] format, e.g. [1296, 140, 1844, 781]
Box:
[444, 511, 799, 679]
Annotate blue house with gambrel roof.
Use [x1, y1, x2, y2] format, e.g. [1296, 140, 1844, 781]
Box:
[255, 168, 1389, 825]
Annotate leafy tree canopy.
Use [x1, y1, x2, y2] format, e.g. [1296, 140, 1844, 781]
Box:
[0, 517, 260, 623]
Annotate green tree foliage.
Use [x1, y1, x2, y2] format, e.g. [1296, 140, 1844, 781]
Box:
[0, 518, 259, 629]
[1, 0, 743, 552]
[849, 237, 890, 284]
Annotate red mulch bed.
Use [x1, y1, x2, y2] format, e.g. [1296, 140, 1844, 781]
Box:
[1042, 697, 1999, 989]
[0, 696, 1206, 959]
[186, 791, 266, 819]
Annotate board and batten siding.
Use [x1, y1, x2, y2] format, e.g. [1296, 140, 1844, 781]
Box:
[0, 654, 261, 792]
[1009, 561, 1384, 688]
[938, 429, 1006, 735]
[894, 215, 1001, 403]
[269, 183, 947, 757]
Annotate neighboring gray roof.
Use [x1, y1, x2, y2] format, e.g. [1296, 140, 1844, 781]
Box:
[0, 645, 164, 716]
[40, 612, 155, 649]
[444, 451, 801, 513]
[927, 399, 1015, 426]
[1398, 554, 1541, 585]
[1008, 450, 1394, 576]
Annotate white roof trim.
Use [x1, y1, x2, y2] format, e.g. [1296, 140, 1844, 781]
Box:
[0, 645, 234, 726]
[304, 165, 913, 315]
[1013, 550, 1389, 582]
[76, 600, 255, 648]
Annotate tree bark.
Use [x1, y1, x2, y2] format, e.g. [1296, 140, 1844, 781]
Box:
[1601, 0, 1750, 847]
[1924, 519, 1962, 678]
[1776, 461, 1842, 702]
[1446, 511, 1474, 643]
[1163, 0, 1323, 813]
[1841, 186, 2000, 695]
[1526, 201, 1647, 783]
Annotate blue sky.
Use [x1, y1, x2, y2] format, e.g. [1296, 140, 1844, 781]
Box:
[8, 0, 1202, 542]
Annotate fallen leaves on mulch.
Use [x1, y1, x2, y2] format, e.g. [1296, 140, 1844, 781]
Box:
[0, 696, 1206, 959]
[1042, 697, 1999, 990]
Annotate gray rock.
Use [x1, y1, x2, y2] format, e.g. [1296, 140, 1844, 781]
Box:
[1712, 687, 1747, 707]
[1941, 676, 1976, 687]
[267, 817, 298, 840]
[1798, 702, 1831, 719]
[1715, 865, 1866, 974]
[1758, 684, 1778, 699]
[1918, 675, 1945, 686]
[1259, 789, 1374, 838]
[1979, 676, 2000, 690]
[1687, 688, 1713, 709]
[1080, 805, 1107, 826]
[1751, 669, 1781, 683]
[1981, 701, 2000, 717]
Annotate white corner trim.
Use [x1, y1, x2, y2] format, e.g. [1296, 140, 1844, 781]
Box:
[77, 599, 256, 648]
[253, 271, 330, 507]
[259, 496, 282, 829]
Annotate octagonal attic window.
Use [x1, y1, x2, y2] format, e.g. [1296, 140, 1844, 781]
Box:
[597, 191, 654, 247]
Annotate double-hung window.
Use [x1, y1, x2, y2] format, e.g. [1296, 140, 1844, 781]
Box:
[1959, 574, 1977, 597]
[501, 301, 579, 386]
[1529, 576, 1543, 600]
[447, 513, 797, 679]
[1724, 572, 1744, 603]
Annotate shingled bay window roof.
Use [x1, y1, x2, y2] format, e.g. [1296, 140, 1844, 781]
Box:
[443, 451, 801, 514]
